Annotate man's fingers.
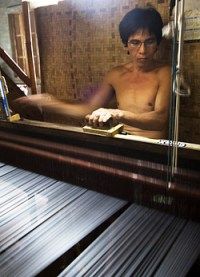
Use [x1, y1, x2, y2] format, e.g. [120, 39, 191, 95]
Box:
[86, 114, 98, 127]
[85, 113, 112, 128]
[91, 116, 99, 127]
[85, 108, 121, 128]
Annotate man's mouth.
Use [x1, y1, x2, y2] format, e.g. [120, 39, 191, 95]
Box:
[137, 58, 147, 61]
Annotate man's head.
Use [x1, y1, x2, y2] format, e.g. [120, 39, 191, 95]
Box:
[119, 7, 163, 47]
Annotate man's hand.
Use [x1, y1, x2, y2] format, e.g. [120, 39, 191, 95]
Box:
[12, 93, 57, 120]
[85, 108, 123, 127]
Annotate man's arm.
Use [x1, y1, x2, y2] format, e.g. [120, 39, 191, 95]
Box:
[13, 74, 115, 120]
[87, 66, 171, 131]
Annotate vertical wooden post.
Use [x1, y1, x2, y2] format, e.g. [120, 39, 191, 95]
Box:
[22, 1, 37, 94]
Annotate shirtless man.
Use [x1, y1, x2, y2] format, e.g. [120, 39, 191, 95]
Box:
[85, 7, 171, 139]
[15, 7, 171, 139]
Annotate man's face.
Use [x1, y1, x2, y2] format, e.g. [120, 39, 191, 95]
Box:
[127, 29, 158, 67]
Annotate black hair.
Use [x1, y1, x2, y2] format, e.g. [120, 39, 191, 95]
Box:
[119, 7, 163, 46]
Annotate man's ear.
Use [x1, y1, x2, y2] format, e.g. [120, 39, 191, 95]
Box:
[154, 46, 158, 53]
[124, 45, 130, 55]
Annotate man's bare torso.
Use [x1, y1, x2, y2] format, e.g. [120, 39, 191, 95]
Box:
[109, 62, 169, 138]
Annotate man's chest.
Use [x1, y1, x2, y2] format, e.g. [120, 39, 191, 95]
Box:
[114, 73, 159, 111]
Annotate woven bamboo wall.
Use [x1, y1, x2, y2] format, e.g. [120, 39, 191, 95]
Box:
[35, 0, 199, 143]
[35, 0, 169, 100]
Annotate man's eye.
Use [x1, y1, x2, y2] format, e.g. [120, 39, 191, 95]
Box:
[146, 39, 156, 45]
[130, 40, 140, 45]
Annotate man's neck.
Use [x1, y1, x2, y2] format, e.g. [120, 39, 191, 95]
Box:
[130, 61, 155, 73]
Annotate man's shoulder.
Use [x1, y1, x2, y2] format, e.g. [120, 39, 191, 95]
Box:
[107, 63, 131, 77]
[155, 63, 171, 90]
[110, 63, 129, 73]
[154, 62, 171, 74]
[150, 62, 171, 81]
[158, 65, 171, 83]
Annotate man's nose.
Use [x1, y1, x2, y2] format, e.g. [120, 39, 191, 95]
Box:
[138, 42, 146, 54]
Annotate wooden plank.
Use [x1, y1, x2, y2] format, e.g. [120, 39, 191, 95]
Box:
[22, 1, 37, 94]
[0, 47, 31, 87]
